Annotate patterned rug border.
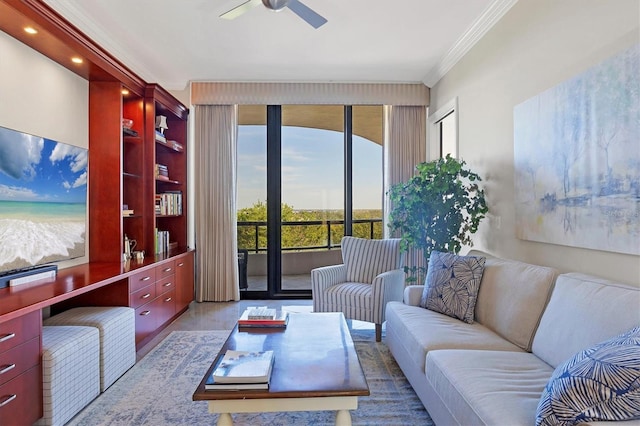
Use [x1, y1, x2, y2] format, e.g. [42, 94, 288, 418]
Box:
[68, 328, 432, 425]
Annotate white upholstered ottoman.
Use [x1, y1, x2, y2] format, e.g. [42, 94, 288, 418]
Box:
[44, 306, 136, 391]
[37, 326, 100, 426]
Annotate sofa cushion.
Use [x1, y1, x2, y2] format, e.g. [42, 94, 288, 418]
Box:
[426, 350, 553, 425]
[385, 301, 523, 373]
[536, 326, 640, 426]
[532, 273, 640, 368]
[420, 251, 486, 324]
[469, 250, 559, 351]
[341, 236, 403, 283]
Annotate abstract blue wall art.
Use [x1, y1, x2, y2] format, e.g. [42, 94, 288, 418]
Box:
[514, 44, 640, 255]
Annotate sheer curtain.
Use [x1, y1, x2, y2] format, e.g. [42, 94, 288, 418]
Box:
[383, 105, 427, 279]
[193, 105, 240, 302]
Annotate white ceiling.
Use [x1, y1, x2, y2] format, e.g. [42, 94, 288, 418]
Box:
[43, 0, 517, 91]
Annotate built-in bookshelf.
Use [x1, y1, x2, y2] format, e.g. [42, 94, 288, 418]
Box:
[146, 84, 188, 255]
[88, 82, 188, 261]
[88, 82, 143, 262]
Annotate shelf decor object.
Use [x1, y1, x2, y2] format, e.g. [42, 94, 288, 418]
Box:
[155, 115, 168, 135]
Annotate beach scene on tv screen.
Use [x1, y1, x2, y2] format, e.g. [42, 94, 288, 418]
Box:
[0, 126, 87, 274]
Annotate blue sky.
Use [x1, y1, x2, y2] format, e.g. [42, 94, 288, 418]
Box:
[0, 126, 88, 204]
[238, 125, 382, 210]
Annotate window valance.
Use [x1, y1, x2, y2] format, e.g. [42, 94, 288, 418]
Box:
[190, 82, 429, 106]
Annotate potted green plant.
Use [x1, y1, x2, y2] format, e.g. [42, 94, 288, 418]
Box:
[387, 155, 488, 283]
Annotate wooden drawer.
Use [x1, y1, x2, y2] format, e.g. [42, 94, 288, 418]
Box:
[134, 304, 157, 345]
[0, 365, 42, 426]
[155, 275, 175, 295]
[129, 268, 156, 293]
[0, 311, 40, 354]
[157, 289, 176, 328]
[0, 338, 39, 387]
[129, 284, 157, 309]
[156, 260, 175, 279]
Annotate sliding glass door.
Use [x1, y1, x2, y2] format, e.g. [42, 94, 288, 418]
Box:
[237, 105, 383, 299]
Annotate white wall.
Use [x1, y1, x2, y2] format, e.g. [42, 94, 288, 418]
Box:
[0, 30, 89, 268]
[429, 0, 640, 285]
[0, 32, 88, 147]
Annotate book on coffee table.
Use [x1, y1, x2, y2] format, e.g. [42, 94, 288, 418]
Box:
[246, 307, 276, 320]
[205, 378, 269, 390]
[210, 350, 274, 384]
[238, 308, 289, 328]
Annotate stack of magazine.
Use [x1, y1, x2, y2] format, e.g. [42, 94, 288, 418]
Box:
[205, 350, 275, 390]
[237, 307, 289, 328]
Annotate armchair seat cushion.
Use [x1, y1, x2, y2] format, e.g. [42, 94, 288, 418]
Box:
[322, 282, 374, 321]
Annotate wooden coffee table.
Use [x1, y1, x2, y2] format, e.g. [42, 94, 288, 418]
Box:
[193, 312, 369, 426]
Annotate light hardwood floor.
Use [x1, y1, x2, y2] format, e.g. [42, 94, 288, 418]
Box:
[137, 299, 374, 360]
[136, 300, 311, 360]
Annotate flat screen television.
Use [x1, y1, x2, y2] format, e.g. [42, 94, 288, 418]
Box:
[0, 125, 88, 277]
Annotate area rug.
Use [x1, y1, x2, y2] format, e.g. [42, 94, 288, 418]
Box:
[68, 329, 433, 425]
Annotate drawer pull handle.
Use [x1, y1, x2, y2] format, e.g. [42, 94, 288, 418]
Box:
[141, 293, 151, 299]
[140, 310, 151, 316]
[0, 394, 16, 407]
[164, 297, 172, 302]
[0, 333, 15, 343]
[141, 276, 151, 281]
[163, 268, 172, 272]
[0, 364, 16, 375]
[163, 282, 172, 287]
[178, 262, 184, 267]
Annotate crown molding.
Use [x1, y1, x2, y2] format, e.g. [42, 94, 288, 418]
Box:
[422, 0, 519, 88]
[42, 0, 157, 84]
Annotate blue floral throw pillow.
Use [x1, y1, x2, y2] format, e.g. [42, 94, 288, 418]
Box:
[536, 326, 640, 426]
[419, 251, 486, 324]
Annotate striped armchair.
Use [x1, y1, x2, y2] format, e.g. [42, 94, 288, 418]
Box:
[311, 236, 406, 341]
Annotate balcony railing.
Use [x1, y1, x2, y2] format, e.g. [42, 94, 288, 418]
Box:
[238, 218, 382, 253]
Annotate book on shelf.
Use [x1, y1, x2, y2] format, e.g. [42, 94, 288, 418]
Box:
[155, 163, 170, 181]
[210, 350, 274, 384]
[154, 228, 170, 254]
[123, 127, 139, 137]
[155, 192, 182, 216]
[155, 131, 166, 143]
[166, 140, 184, 152]
[238, 307, 289, 328]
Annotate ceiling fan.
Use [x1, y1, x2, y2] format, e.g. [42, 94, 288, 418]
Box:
[220, 0, 327, 29]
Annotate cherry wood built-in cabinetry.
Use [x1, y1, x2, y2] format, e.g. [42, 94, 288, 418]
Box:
[90, 83, 188, 262]
[146, 84, 189, 253]
[0, 2, 195, 423]
[0, 311, 42, 425]
[50, 251, 194, 350]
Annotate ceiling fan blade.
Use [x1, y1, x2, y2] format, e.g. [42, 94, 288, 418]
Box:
[287, 0, 327, 28]
[220, 0, 262, 20]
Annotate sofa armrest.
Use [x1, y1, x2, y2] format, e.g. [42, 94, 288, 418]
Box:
[371, 268, 406, 324]
[404, 285, 424, 306]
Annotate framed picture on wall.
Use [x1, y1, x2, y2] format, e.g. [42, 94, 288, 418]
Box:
[513, 44, 640, 255]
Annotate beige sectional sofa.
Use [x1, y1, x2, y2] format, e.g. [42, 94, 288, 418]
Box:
[385, 250, 640, 425]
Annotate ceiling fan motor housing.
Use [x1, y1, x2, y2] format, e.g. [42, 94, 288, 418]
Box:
[262, 0, 291, 11]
